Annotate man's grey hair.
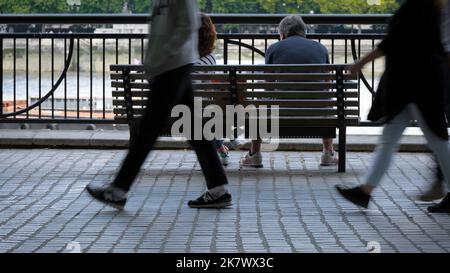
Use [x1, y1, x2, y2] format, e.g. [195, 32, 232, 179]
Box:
[278, 15, 307, 38]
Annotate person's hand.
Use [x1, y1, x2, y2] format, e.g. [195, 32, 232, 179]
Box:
[435, 0, 448, 9]
[348, 48, 383, 75]
[349, 61, 365, 76]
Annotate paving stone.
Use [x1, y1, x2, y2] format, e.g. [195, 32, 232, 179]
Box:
[0, 149, 449, 253]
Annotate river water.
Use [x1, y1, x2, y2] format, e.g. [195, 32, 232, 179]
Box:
[1, 69, 430, 135]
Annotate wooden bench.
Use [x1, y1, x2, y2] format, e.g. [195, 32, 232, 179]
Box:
[110, 64, 359, 172]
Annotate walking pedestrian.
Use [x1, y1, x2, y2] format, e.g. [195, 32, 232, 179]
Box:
[336, 0, 450, 213]
[85, 0, 232, 210]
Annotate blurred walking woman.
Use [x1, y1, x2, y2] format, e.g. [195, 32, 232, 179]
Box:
[336, 0, 450, 213]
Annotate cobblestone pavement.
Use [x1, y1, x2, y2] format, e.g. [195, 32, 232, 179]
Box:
[0, 149, 449, 253]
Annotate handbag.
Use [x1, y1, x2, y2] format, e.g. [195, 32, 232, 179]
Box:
[368, 73, 388, 122]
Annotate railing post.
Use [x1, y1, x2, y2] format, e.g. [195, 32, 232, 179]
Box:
[228, 66, 238, 139]
[224, 39, 228, 65]
[336, 66, 346, 173]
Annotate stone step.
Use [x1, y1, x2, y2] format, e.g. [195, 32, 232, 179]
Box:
[0, 129, 431, 152]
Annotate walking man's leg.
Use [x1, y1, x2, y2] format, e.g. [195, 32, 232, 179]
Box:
[112, 73, 182, 191]
[176, 80, 231, 208]
[188, 139, 232, 208]
[335, 106, 410, 208]
[85, 66, 207, 209]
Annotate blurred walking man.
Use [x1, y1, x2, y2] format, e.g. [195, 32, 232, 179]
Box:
[85, 0, 232, 210]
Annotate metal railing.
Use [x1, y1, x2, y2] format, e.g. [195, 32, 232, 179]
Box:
[0, 14, 390, 124]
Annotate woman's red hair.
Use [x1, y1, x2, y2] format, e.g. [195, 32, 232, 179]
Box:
[198, 13, 217, 58]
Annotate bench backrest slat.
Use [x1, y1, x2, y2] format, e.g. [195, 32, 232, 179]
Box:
[110, 64, 360, 127]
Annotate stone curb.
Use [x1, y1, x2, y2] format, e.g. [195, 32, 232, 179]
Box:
[0, 129, 430, 152]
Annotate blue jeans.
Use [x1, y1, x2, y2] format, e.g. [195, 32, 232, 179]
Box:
[213, 140, 224, 150]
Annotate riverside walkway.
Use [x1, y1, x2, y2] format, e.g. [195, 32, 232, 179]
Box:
[0, 149, 449, 253]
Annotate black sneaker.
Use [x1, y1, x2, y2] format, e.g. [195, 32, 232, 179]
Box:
[335, 184, 371, 209]
[86, 184, 127, 210]
[188, 191, 232, 208]
[418, 180, 445, 202]
[427, 193, 450, 213]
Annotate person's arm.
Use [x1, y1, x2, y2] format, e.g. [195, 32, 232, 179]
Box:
[349, 48, 384, 75]
[349, 0, 416, 75]
[265, 45, 273, 65]
[264, 45, 275, 81]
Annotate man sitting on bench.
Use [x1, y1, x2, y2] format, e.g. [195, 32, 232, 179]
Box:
[240, 15, 339, 168]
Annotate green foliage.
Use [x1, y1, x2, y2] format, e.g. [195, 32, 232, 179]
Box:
[0, 0, 67, 13]
[198, 0, 399, 14]
[0, 0, 400, 14]
[130, 0, 151, 13]
[259, 0, 309, 14]
[313, 0, 399, 14]
[198, 0, 264, 14]
[78, 0, 124, 13]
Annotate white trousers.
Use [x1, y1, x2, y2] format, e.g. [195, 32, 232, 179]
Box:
[365, 104, 450, 190]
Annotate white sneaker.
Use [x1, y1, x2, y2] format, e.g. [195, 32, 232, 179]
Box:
[320, 151, 339, 166]
[230, 137, 246, 150]
[240, 152, 263, 168]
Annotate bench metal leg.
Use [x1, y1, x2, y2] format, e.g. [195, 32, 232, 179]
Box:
[338, 126, 346, 173]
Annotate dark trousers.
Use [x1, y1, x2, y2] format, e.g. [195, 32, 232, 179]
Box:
[113, 65, 228, 192]
[436, 66, 450, 184]
[445, 67, 450, 119]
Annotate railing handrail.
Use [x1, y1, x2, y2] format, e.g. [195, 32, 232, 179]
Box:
[0, 13, 392, 25]
[111, 63, 353, 70]
[0, 13, 387, 124]
[0, 33, 387, 39]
